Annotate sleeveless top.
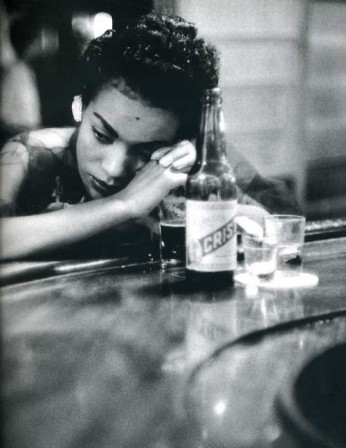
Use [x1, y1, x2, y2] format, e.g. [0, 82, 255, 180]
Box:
[2, 128, 86, 216]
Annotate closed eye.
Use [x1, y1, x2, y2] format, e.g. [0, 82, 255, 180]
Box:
[92, 127, 114, 144]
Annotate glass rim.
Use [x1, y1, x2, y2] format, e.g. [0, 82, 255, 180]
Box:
[264, 214, 305, 222]
[242, 234, 276, 249]
[243, 245, 277, 252]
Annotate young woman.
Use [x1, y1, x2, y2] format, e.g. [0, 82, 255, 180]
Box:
[0, 13, 297, 260]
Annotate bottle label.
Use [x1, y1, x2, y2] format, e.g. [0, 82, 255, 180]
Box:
[186, 200, 237, 272]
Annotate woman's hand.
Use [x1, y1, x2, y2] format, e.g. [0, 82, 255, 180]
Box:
[150, 140, 196, 172]
[118, 140, 196, 219]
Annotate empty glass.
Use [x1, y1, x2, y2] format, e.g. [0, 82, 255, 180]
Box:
[243, 234, 277, 280]
[264, 215, 306, 270]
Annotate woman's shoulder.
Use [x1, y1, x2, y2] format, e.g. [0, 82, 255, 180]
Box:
[4, 127, 76, 170]
[0, 127, 79, 216]
[4, 127, 75, 153]
[24, 127, 75, 152]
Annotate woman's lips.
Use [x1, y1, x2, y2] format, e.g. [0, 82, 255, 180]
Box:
[89, 174, 123, 196]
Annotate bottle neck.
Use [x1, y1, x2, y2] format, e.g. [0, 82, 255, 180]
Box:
[197, 92, 228, 166]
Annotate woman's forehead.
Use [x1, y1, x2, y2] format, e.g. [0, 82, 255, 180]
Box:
[89, 84, 179, 143]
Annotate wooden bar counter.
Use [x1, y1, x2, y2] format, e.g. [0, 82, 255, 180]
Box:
[1, 236, 346, 448]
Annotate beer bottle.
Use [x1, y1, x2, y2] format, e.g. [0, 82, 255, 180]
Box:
[185, 87, 237, 287]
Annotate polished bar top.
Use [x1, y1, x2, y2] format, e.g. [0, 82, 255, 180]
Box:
[1, 237, 346, 448]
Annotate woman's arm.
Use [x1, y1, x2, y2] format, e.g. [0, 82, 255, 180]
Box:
[0, 195, 130, 259]
[0, 140, 192, 260]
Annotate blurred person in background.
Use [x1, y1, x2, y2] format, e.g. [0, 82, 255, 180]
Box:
[0, 12, 42, 145]
[0, 12, 298, 260]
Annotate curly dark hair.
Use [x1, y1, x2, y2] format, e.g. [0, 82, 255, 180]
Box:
[77, 12, 220, 138]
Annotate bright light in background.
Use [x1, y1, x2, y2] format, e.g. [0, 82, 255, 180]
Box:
[93, 13, 113, 38]
[72, 13, 93, 42]
[214, 399, 227, 416]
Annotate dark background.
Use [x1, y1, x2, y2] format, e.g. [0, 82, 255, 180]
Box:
[1, 0, 153, 130]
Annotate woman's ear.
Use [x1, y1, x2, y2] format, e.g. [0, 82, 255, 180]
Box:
[72, 95, 83, 123]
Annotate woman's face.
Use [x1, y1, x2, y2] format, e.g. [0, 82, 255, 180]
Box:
[76, 82, 179, 199]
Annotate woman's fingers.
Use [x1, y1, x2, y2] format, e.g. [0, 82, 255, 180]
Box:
[150, 146, 173, 161]
[144, 160, 188, 187]
[151, 140, 196, 169]
[151, 141, 191, 160]
[171, 153, 195, 172]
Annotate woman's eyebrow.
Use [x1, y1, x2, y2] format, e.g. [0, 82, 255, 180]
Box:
[93, 112, 169, 149]
[93, 112, 118, 137]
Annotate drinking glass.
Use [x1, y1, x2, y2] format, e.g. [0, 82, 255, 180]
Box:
[159, 186, 186, 266]
[243, 234, 277, 280]
[264, 215, 306, 269]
